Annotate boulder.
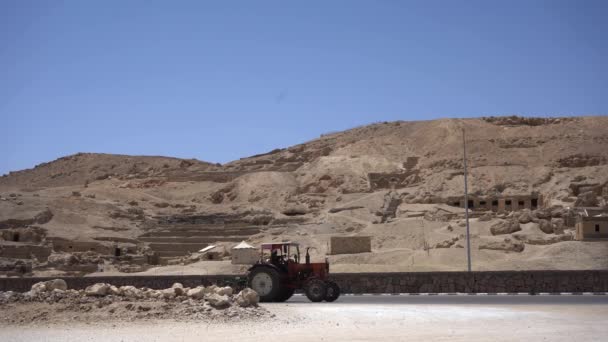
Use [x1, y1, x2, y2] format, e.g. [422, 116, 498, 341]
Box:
[479, 238, 524, 253]
[85, 283, 110, 296]
[513, 233, 573, 245]
[171, 283, 185, 296]
[215, 286, 233, 296]
[187, 286, 206, 299]
[161, 288, 176, 299]
[433, 236, 458, 249]
[119, 285, 141, 298]
[518, 210, 534, 224]
[551, 218, 565, 234]
[204, 285, 218, 295]
[47, 279, 67, 291]
[538, 219, 553, 234]
[30, 282, 48, 293]
[206, 293, 231, 309]
[30, 279, 68, 293]
[235, 288, 259, 307]
[490, 220, 521, 235]
[533, 209, 551, 220]
[109, 285, 120, 296]
[478, 212, 493, 222]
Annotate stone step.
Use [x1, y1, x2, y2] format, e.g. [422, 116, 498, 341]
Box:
[141, 236, 246, 244]
[155, 250, 197, 257]
[140, 228, 260, 238]
[148, 243, 208, 252]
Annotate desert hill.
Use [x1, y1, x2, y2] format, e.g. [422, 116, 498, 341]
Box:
[1, 116, 607, 276]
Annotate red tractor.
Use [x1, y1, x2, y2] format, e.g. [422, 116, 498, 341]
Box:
[247, 242, 340, 302]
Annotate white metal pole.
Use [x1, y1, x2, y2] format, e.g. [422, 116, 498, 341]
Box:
[463, 128, 472, 272]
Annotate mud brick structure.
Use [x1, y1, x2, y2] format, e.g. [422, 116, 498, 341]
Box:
[330, 236, 372, 255]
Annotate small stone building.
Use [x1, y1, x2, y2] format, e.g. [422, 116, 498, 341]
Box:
[231, 241, 259, 265]
[330, 236, 372, 255]
[575, 210, 608, 240]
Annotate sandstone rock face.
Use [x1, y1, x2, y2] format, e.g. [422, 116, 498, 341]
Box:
[85, 283, 110, 296]
[490, 220, 521, 235]
[479, 238, 524, 253]
[575, 191, 599, 207]
[47, 253, 79, 267]
[235, 288, 259, 307]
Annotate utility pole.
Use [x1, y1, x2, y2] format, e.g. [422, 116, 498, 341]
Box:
[463, 128, 472, 272]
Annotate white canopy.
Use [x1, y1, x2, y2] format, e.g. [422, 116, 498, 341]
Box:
[232, 241, 255, 249]
[198, 245, 217, 253]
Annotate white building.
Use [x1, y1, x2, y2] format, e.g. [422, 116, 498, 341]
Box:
[231, 241, 259, 265]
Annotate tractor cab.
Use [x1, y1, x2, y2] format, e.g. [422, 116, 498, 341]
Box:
[247, 241, 339, 303]
[259, 242, 300, 268]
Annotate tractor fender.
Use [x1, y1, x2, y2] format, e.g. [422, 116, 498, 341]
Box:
[247, 263, 282, 273]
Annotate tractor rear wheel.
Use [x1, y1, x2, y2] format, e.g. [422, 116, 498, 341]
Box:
[305, 279, 327, 302]
[248, 267, 281, 302]
[274, 286, 295, 302]
[324, 281, 340, 302]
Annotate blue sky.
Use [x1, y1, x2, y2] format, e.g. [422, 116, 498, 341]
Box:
[1, 1, 607, 175]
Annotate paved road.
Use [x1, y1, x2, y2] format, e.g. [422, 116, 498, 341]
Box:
[3, 295, 608, 341]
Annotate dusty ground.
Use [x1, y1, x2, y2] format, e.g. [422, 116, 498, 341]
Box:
[2, 295, 607, 342]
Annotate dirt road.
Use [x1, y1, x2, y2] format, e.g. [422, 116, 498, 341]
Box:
[2, 295, 607, 341]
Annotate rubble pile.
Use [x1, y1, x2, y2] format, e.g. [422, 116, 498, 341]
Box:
[0, 279, 266, 324]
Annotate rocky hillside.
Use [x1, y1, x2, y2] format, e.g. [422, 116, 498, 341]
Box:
[1, 116, 607, 275]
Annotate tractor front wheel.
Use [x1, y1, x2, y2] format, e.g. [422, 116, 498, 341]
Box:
[305, 279, 327, 302]
[248, 267, 281, 302]
[324, 281, 340, 302]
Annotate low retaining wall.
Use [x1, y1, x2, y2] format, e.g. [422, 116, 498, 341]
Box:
[1, 270, 607, 293]
[329, 270, 608, 294]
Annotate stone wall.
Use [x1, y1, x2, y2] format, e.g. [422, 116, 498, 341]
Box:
[0, 244, 52, 261]
[1, 270, 606, 293]
[329, 271, 608, 293]
[330, 236, 372, 255]
[576, 217, 608, 240]
[48, 237, 111, 254]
